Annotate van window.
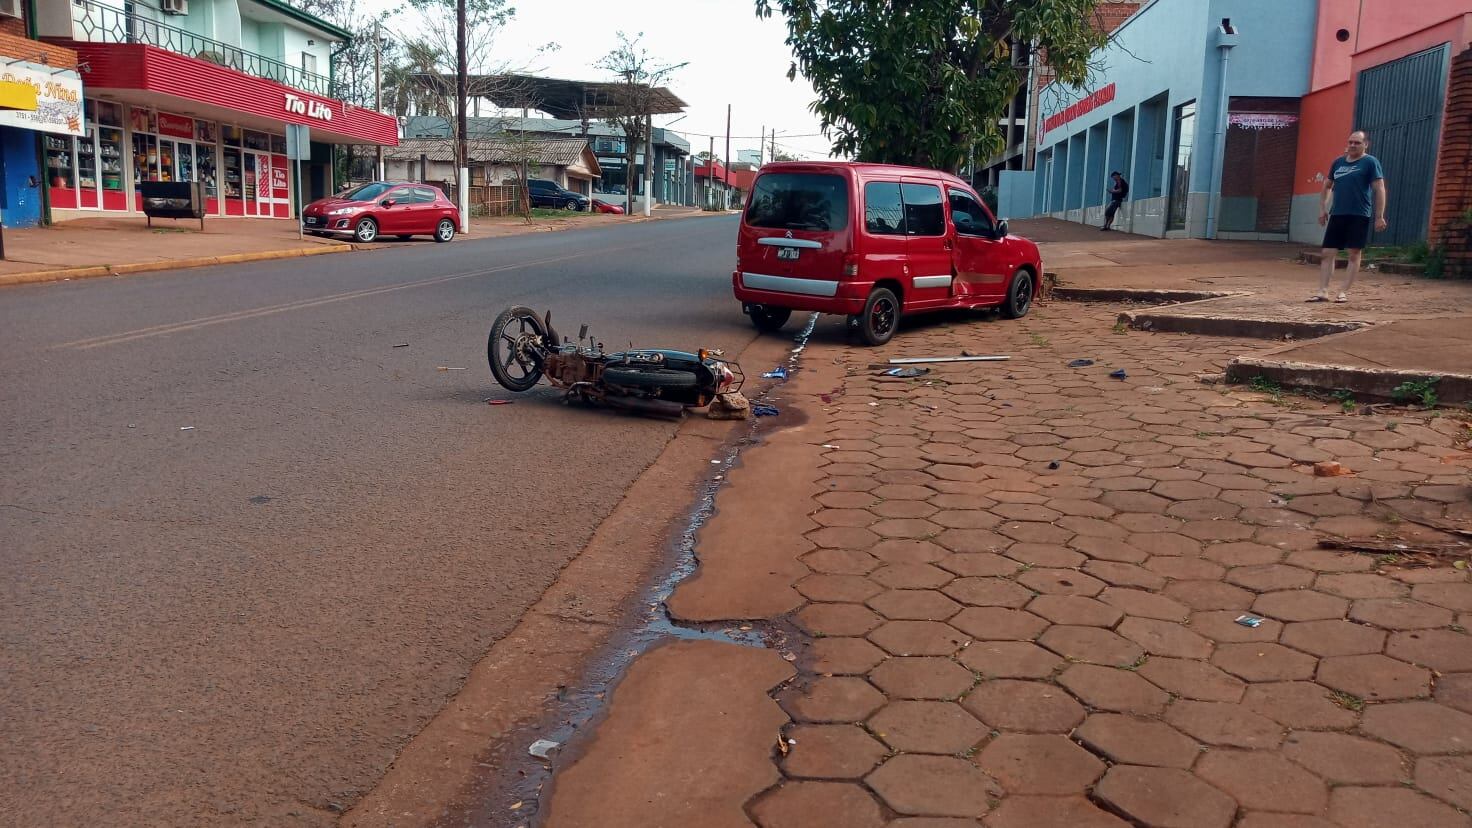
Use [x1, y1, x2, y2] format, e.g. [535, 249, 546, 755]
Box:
[864, 182, 906, 235]
[901, 183, 945, 236]
[948, 190, 994, 236]
[745, 173, 850, 231]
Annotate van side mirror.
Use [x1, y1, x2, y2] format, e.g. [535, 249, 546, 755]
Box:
[381, 199, 395, 208]
[996, 219, 1009, 238]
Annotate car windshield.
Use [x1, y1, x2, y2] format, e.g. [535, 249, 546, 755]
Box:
[342, 182, 393, 202]
[745, 173, 849, 231]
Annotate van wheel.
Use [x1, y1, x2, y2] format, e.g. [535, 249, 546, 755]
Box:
[1001, 271, 1034, 319]
[750, 305, 792, 333]
[856, 287, 900, 346]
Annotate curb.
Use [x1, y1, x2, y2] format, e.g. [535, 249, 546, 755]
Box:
[1298, 251, 1427, 276]
[0, 243, 352, 287]
[1119, 310, 1369, 340]
[1053, 286, 1238, 304]
[1226, 356, 1472, 405]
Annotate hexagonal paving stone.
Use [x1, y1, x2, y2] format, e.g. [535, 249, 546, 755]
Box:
[959, 641, 1063, 680]
[802, 548, 881, 575]
[1285, 549, 1374, 574]
[782, 724, 890, 779]
[1082, 561, 1166, 590]
[1187, 610, 1284, 644]
[779, 676, 888, 723]
[1282, 731, 1408, 784]
[1234, 814, 1337, 828]
[750, 781, 887, 828]
[1317, 572, 1410, 600]
[1057, 664, 1168, 715]
[1252, 590, 1350, 622]
[937, 552, 1020, 577]
[868, 700, 987, 754]
[1098, 587, 1190, 621]
[1129, 532, 1202, 557]
[1005, 543, 1087, 569]
[1211, 642, 1318, 683]
[1242, 681, 1358, 729]
[977, 734, 1105, 795]
[947, 607, 1049, 641]
[1413, 582, 1472, 612]
[1164, 580, 1256, 611]
[961, 679, 1086, 733]
[872, 539, 950, 565]
[871, 563, 955, 590]
[866, 754, 1000, 818]
[1227, 564, 1317, 592]
[1069, 536, 1149, 564]
[869, 657, 975, 700]
[1350, 598, 1456, 630]
[808, 526, 883, 550]
[1137, 657, 1247, 703]
[1280, 619, 1387, 657]
[1037, 626, 1144, 667]
[1204, 541, 1286, 567]
[1094, 766, 1237, 828]
[1073, 713, 1201, 768]
[1388, 629, 1472, 672]
[869, 621, 970, 657]
[982, 796, 1128, 828]
[796, 603, 885, 637]
[1016, 568, 1106, 597]
[1117, 618, 1213, 659]
[1437, 672, 1472, 715]
[1026, 595, 1124, 627]
[1194, 750, 1329, 815]
[1318, 654, 1431, 701]
[943, 577, 1034, 608]
[938, 529, 1015, 555]
[1164, 700, 1284, 749]
[1361, 701, 1472, 754]
[1415, 755, 1472, 811]
[1328, 786, 1471, 828]
[809, 637, 889, 675]
[868, 590, 964, 621]
[797, 574, 885, 602]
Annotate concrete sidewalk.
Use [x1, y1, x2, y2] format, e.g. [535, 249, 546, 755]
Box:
[0, 205, 713, 286]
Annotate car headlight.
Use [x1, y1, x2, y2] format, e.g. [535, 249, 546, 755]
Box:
[328, 207, 357, 216]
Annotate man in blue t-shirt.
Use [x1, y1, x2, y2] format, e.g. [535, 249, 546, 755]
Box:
[1312, 130, 1387, 303]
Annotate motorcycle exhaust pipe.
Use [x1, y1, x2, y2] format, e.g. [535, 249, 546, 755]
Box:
[602, 395, 686, 419]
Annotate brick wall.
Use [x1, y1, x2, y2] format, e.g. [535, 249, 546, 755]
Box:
[0, 32, 79, 70]
[1220, 98, 1300, 233]
[0, 14, 25, 38]
[1430, 47, 1472, 278]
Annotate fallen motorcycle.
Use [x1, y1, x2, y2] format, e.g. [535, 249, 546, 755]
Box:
[487, 306, 744, 417]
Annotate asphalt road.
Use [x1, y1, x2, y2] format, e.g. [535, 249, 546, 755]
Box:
[0, 214, 754, 826]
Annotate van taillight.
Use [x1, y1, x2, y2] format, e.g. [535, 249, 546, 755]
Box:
[843, 254, 860, 277]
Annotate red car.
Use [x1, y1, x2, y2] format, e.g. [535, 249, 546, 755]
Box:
[303, 182, 460, 243]
[591, 198, 626, 215]
[733, 161, 1043, 345]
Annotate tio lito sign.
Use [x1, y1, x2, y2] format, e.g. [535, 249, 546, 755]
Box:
[284, 92, 333, 122]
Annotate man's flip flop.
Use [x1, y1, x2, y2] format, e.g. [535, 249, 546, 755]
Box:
[1334, 294, 1348, 303]
[1305, 295, 1328, 302]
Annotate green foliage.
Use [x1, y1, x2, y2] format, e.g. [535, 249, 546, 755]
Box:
[755, 0, 1108, 170]
[1391, 377, 1440, 409]
[1332, 389, 1356, 413]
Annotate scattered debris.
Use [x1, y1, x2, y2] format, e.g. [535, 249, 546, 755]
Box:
[752, 404, 780, 417]
[1319, 537, 1471, 560]
[887, 355, 1010, 365]
[776, 733, 790, 757]
[1109, 369, 1128, 380]
[761, 366, 789, 379]
[1314, 461, 1352, 477]
[437, 366, 467, 371]
[1048, 461, 1061, 470]
[179, 426, 195, 431]
[487, 399, 513, 406]
[882, 366, 931, 377]
[707, 392, 751, 420]
[528, 739, 559, 759]
[820, 444, 841, 449]
[1067, 359, 1094, 368]
[1235, 615, 1264, 628]
[392, 343, 409, 348]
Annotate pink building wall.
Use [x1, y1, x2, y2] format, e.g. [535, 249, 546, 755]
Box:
[1311, 0, 1472, 91]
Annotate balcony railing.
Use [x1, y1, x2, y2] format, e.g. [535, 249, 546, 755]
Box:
[71, 0, 330, 97]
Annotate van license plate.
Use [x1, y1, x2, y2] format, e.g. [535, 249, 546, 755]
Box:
[777, 247, 800, 260]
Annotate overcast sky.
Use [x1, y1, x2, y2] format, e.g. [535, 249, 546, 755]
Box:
[378, 0, 838, 160]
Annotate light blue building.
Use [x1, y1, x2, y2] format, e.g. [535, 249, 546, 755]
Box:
[1002, 0, 1317, 240]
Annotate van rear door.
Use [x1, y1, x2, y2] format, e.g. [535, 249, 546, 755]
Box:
[740, 171, 850, 285]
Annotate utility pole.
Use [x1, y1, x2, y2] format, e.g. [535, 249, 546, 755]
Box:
[644, 113, 653, 217]
[454, 0, 469, 232]
[373, 20, 384, 181]
[723, 104, 731, 210]
[758, 124, 764, 167]
[707, 135, 714, 210]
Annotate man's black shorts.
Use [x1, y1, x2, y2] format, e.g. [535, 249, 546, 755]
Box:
[1322, 215, 1372, 250]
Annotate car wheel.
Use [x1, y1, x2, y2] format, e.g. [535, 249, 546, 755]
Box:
[434, 219, 455, 243]
[749, 305, 792, 333]
[564, 198, 579, 211]
[856, 288, 900, 346]
[354, 218, 378, 243]
[1001, 271, 1035, 319]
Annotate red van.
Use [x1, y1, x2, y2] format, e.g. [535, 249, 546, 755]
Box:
[733, 162, 1043, 345]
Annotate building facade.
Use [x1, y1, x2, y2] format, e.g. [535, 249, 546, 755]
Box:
[24, 0, 394, 223]
[1008, 0, 1472, 248]
[0, 0, 83, 228]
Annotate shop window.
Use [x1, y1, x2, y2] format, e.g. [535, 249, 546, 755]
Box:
[224, 125, 243, 147]
[270, 134, 286, 155]
[92, 100, 122, 127]
[244, 130, 269, 152]
[44, 133, 75, 189]
[133, 132, 159, 182]
[1167, 101, 1195, 232]
[98, 125, 124, 196]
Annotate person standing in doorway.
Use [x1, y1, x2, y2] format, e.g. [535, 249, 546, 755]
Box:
[1313, 130, 1388, 303]
[1101, 171, 1128, 231]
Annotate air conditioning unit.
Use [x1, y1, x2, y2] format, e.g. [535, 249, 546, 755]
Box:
[161, 0, 188, 15]
[0, 0, 23, 20]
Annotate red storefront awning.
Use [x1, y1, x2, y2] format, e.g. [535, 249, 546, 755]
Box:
[63, 41, 398, 146]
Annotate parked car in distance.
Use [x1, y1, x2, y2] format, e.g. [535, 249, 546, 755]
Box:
[303, 182, 459, 243]
[591, 198, 626, 215]
[527, 179, 590, 211]
[732, 161, 1043, 345]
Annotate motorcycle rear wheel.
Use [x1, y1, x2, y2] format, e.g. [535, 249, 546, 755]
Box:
[602, 365, 700, 390]
[488, 306, 548, 392]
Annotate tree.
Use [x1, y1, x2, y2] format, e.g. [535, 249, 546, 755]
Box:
[595, 32, 686, 214]
[755, 0, 1108, 171]
[771, 148, 800, 162]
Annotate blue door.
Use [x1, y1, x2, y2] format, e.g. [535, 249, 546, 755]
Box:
[1, 127, 43, 228]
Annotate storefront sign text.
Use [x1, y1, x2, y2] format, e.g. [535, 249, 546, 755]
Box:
[158, 112, 195, 138]
[0, 63, 83, 137]
[284, 92, 334, 122]
[1229, 113, 1299, 130]
[271, 166, 288, 191]
[1042, 83, 1116, 136]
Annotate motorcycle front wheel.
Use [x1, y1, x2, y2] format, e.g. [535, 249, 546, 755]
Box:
[488, 306, 548, 392]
